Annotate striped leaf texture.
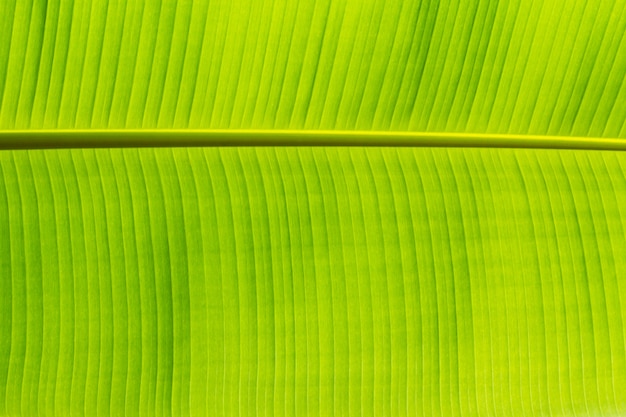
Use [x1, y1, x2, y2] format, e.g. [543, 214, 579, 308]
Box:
[2, 0, 626, 417]
[0, 0, 624, 134]
[1, 148, 626, 416]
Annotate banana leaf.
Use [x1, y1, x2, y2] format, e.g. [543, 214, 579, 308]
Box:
[1, 0, 626, 416]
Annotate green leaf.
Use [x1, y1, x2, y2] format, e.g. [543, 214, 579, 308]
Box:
[1, 147, 626, 416]
[0, 0, 625, 134]
[1, 1, 626, 417]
